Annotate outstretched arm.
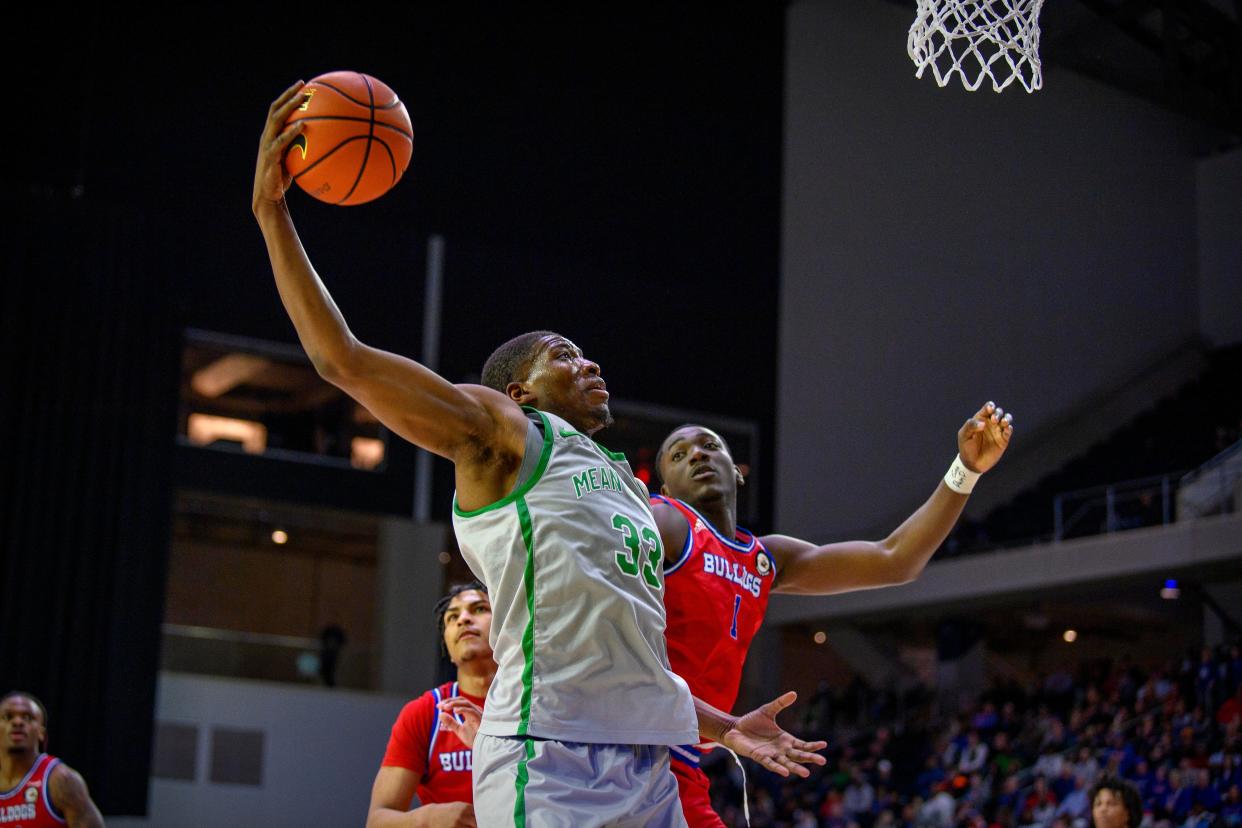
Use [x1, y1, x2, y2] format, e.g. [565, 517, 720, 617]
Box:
[49, 764, 103, 828]
[251, 81, 526, 479]
[696, 691, 827, 778]
[769, 401, 1013, 595]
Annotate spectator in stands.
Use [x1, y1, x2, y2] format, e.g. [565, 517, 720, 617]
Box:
[994, 774, 1024, 819]
[1022, 774, 1058, 826]
[1089, 776, 1142, 828]
[844, 768, 876, 822]
[1074, 745, 1102, 788]
[1221, 784, 1242, 826]
[991, 731, 1021, 778]
[1124, 757, 1152, 798]
[958, 730, 989, 774]
[919, 781, 956, 828]
[1167, 768, 1194, 821]
[915, 755, 947, 799]
[1219, 685, 1242, 734]
[1191, 767, 1222, 812]
[1055, 775, 1092, 822]
[1051, 763, 1079, 802]
[1146, 763, 1172, 818]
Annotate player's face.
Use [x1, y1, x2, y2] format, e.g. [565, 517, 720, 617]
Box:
[443, 590, 494, 667]
[0, 696, 45, 755]
[1091, 789, 1130, 828]
[658, 426, 742, 505]
[519, 335, 613, 435]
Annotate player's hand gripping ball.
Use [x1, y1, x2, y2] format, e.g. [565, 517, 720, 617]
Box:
[282, 71, 413, 206]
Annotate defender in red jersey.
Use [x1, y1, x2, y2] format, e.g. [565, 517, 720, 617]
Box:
[0, 692, 103, 828]
[366, 583, 496, 828]
[650, 402, 1015, 827]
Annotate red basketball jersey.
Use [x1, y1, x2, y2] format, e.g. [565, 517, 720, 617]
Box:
[0, 753, 67, 826]
[381, 681, 482, 806]
[654, 495, 776, 714]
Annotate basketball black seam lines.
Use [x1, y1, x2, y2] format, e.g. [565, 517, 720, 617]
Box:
[337, 74, 376, 204]
[372, 136, 397, 182]
[293, 115, 412, 142]
[291, 135, 369, 182]
[316, 77, 403, 112]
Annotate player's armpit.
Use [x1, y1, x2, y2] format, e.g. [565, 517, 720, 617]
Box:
[49, 764, 104, 828]
[649, 498, 692, 565]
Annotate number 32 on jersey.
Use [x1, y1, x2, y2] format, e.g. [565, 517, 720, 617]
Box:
[611, 513, 662, 588]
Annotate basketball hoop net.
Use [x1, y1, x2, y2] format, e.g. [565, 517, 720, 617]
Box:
[908, 0, 1045, 93]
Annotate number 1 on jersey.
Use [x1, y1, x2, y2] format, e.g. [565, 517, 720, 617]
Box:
[729, 593, 741, 640]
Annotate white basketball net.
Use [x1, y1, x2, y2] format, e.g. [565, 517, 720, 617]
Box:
[908, 0, 1045, 93]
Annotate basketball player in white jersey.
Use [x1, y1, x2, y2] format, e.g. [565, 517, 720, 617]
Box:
[255, 81, 824, 827]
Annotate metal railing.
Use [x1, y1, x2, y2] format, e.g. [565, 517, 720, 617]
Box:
[1178, 438, 1242, 519]
[1051, 438, 1242, 542]
[1052, 472, 1185, 541]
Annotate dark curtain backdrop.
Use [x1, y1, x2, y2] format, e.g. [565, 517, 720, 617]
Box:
[1, 196, 178, 815]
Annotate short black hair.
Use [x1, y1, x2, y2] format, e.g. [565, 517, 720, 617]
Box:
[434, 581, 489, 652]
[1, 691, 48, 751]
[655, 424, 733, 484]
[481, 331, 558, 393]
[1089, 776, 1142, 828]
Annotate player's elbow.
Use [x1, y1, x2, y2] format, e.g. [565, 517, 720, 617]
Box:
[308, 339, 362, 385]
[877, 543, 926, 586]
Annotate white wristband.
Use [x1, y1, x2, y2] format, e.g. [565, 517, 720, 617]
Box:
[944, 454, 981, 494]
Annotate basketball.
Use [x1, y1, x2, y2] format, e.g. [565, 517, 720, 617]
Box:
[282, 71, 413, 206]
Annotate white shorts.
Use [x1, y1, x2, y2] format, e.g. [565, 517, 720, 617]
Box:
[472, 733, 689, 827]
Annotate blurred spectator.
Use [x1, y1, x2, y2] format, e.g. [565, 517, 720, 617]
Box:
[1221, 784, 1242, 827]
[1022, 775, 1058, 826]
[702, 638, 1242, 827]
[916, 755, 947, 799]
[1089, 776, 1142, 828]
[1054, 776, 1091, 821]
[844, 768, 876, 820]
[919, 783, 955, 828]
[1219, 686, 1242, 734]
[958, 731, 989, 774]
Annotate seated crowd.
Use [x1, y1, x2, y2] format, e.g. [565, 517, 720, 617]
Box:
[705, 640, 1242, 828]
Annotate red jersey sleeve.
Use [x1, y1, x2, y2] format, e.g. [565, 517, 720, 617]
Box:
[381, 691, 436, 776]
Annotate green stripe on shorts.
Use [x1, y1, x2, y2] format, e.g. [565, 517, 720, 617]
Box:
[514, 737, 536, 827]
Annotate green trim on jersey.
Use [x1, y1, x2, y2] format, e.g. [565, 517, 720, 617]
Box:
[452, 408, 554, 518]
[515, 497, 537, 736]
[555, 424, 628, 463]
[513, 738, 536, 827]
[593, 441, 628, 462]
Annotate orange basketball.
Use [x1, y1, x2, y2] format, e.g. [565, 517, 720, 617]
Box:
[282, 71, 413, 206]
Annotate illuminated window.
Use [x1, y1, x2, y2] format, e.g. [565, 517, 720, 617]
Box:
[187, 413, 268, 454]
[179, 330, 386, 470]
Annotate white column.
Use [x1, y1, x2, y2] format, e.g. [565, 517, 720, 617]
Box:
[375, 519, 447, 695]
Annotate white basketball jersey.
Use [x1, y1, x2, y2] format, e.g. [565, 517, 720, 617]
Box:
[452, 408, 698, 745]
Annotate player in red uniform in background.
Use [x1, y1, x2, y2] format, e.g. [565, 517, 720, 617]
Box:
[0, 692, 103, 828]
[650, 401, 1015, 827]
[366, 583, 496, 828]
